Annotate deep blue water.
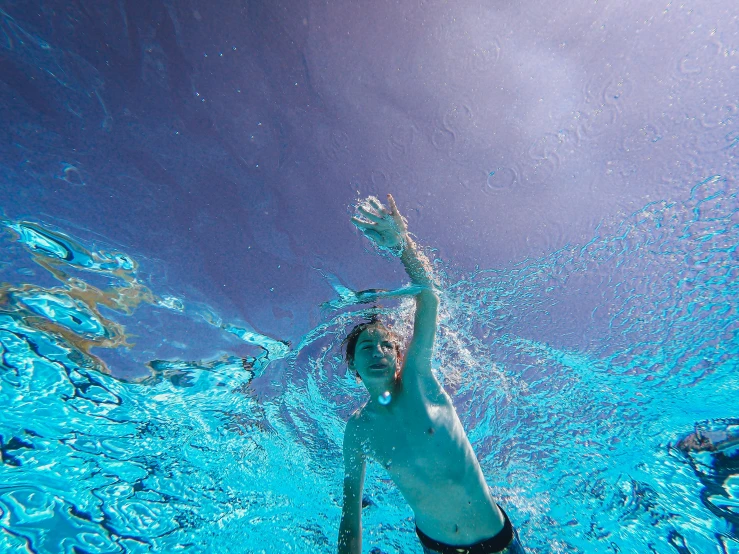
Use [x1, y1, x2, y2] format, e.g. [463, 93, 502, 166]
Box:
[1, 0, 738, 552]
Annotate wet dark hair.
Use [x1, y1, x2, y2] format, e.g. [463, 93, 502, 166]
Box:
[343, 317, 400, 367]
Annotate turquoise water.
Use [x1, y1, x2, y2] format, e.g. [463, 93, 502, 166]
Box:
[1, 176, 737, 553]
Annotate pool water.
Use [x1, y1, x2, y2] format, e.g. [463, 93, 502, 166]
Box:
[1, 175, 737, 553]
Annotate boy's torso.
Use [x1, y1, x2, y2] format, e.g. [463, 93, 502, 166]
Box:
[355, 382, 504, 544]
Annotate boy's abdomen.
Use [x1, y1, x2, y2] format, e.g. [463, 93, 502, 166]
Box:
[370, 403, 505, 544]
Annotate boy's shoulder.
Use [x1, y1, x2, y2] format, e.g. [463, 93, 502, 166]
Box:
[348, 405, 368, 425]
[344, 407, 372, 457]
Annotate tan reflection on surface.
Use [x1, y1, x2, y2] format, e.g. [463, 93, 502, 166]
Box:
[2, 221, 158, 377]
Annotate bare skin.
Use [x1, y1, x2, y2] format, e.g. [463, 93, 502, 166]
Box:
[338, 195, 505, 554]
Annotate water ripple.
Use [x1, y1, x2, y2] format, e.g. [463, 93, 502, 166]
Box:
[1, 174, 738, 552]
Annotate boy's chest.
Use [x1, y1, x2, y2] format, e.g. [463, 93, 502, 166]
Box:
[362, 399, 464, 469]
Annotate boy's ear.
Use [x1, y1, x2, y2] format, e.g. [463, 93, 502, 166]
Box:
[347, 361, 361, 381]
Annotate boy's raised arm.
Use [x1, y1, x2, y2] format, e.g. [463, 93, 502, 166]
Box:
[390, 195, 439, 365]
[351, 194, 439, 376]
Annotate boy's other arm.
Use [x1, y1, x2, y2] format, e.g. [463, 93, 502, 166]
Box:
[338, 416, 366, 554]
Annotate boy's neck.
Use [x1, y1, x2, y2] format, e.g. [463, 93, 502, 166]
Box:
[363, 379, 401, 410]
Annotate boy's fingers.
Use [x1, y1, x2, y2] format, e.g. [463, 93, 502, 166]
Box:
[386, 194, 406, 229]
[357, 205, 384, 223]
[351, 217, 375, 230]
[368, 197, 386, 214]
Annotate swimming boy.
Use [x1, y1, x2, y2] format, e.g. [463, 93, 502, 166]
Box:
[338, 195, 524, 554]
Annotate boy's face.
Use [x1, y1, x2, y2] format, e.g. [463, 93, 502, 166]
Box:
[350, 326, 399, 384]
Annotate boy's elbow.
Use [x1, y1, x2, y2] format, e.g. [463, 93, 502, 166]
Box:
[418, 288, 439, 306]
[417, 289, 439, 318]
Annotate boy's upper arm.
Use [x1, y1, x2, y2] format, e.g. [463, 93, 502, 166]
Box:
[339, 416, 366, 553]
[403, 289, 439, 378]
[341, 415, 366, 518]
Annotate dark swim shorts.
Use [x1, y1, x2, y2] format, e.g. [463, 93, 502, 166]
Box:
[416, 505, 525, 554]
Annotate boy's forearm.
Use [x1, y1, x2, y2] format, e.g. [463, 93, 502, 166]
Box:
[399, 234, 434, 288]
[338, 519, 361, 554]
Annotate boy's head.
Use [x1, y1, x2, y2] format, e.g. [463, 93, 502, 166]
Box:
[343, 318, 401, 381]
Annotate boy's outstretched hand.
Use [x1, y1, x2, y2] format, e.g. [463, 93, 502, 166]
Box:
[351, 194, 408, 255]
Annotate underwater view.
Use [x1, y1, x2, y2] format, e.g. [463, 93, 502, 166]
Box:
[1, 1, 737, 553]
